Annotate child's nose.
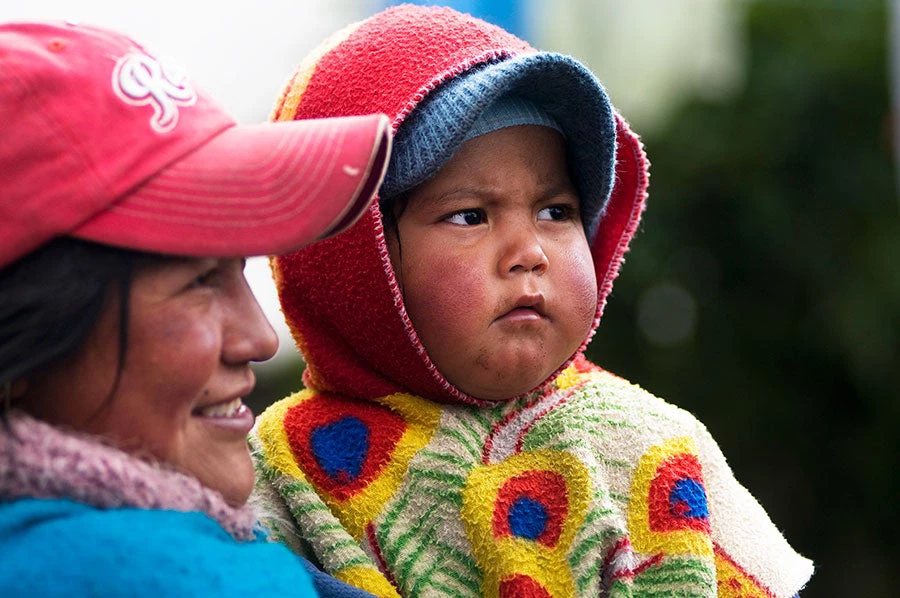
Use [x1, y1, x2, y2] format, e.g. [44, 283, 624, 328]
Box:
[500, 226, 549, 276]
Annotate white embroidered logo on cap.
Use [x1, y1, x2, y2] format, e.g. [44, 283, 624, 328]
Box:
[112, 51, 197, 133]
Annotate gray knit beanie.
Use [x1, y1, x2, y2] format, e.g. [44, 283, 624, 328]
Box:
[381, 52, 618, 241]
[458, 94, 563, 144]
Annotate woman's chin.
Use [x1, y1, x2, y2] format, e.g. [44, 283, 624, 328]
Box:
[186, 445, 256, 507]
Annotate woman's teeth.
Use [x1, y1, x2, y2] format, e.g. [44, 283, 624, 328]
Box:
[196, 397, 245, 418]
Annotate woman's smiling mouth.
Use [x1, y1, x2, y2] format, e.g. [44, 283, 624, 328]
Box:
[192, 397, 255, 432]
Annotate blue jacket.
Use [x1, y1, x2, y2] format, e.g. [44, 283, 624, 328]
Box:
[0, 498, 372, 597]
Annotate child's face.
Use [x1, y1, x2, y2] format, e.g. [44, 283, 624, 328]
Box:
[386, 125, 597, 401]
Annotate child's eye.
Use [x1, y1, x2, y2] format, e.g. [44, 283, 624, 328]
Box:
[444, 209, 486, 226]
[538, 205, 575, 221]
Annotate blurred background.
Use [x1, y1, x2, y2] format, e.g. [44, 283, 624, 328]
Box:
[5, 1, 897, 595]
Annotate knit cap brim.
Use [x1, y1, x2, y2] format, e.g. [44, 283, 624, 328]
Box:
[381, 52, 617, 241]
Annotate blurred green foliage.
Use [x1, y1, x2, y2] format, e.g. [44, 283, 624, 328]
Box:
[588, 1, 898, 595]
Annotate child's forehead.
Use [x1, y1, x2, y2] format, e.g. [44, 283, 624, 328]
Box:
[404, 125, 576, 209]
[390, 94, 566, 196]
[379, 53, 618, 243]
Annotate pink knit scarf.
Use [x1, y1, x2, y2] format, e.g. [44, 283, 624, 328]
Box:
[0, 410, 258, 541]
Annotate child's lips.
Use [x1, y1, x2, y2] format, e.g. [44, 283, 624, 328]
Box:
[499, 306, 545, 322]
[496, 294, 547, 323]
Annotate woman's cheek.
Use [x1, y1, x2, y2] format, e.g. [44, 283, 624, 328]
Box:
[141, 315, 220, 392]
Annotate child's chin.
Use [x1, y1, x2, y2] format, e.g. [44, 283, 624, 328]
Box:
[455, 376, 549, 403]
[441, 353, 567, 402]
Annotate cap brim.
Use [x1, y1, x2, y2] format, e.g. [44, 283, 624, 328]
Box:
[73, 113, 391, 257]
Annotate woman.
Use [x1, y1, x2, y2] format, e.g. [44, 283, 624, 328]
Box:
[0, 21, 389, 596]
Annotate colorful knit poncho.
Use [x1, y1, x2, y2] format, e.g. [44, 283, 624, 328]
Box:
[251, 5, 813, 597]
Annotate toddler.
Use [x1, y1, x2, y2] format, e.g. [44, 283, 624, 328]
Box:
[251, 5, 813, 597]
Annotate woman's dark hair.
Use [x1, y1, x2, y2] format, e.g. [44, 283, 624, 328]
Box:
[0, 238, 149, 407]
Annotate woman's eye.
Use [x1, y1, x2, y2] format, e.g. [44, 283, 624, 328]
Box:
[445, 209, 485, 226]
[538, 205, 574, 221]
[189, 267, 220, 289]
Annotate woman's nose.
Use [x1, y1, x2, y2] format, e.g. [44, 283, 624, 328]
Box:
[222, 276, 279, 365]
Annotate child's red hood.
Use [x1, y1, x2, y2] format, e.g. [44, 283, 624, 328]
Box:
[271, 5, 649, 406]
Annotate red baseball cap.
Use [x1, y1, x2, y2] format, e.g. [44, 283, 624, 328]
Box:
[0, 21, 392, 269]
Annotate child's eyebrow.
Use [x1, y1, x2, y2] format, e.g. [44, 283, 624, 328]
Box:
[417, 181, 579, 210]
[407, 187, 492, 213]
[428, 187, 490, 204]
[537, 181, 581, 202]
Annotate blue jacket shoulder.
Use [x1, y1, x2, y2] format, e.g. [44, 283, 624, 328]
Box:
[0, 498, 328, 597]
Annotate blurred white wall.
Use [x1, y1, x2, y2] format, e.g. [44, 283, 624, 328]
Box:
[537, 0, 744, 134]
[2, 1, 365, 122]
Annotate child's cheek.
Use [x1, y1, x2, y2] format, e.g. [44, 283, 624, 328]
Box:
[556, 243, 600, 337]
[406, 249, 490, 340]
[570, 247, 599, 306]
